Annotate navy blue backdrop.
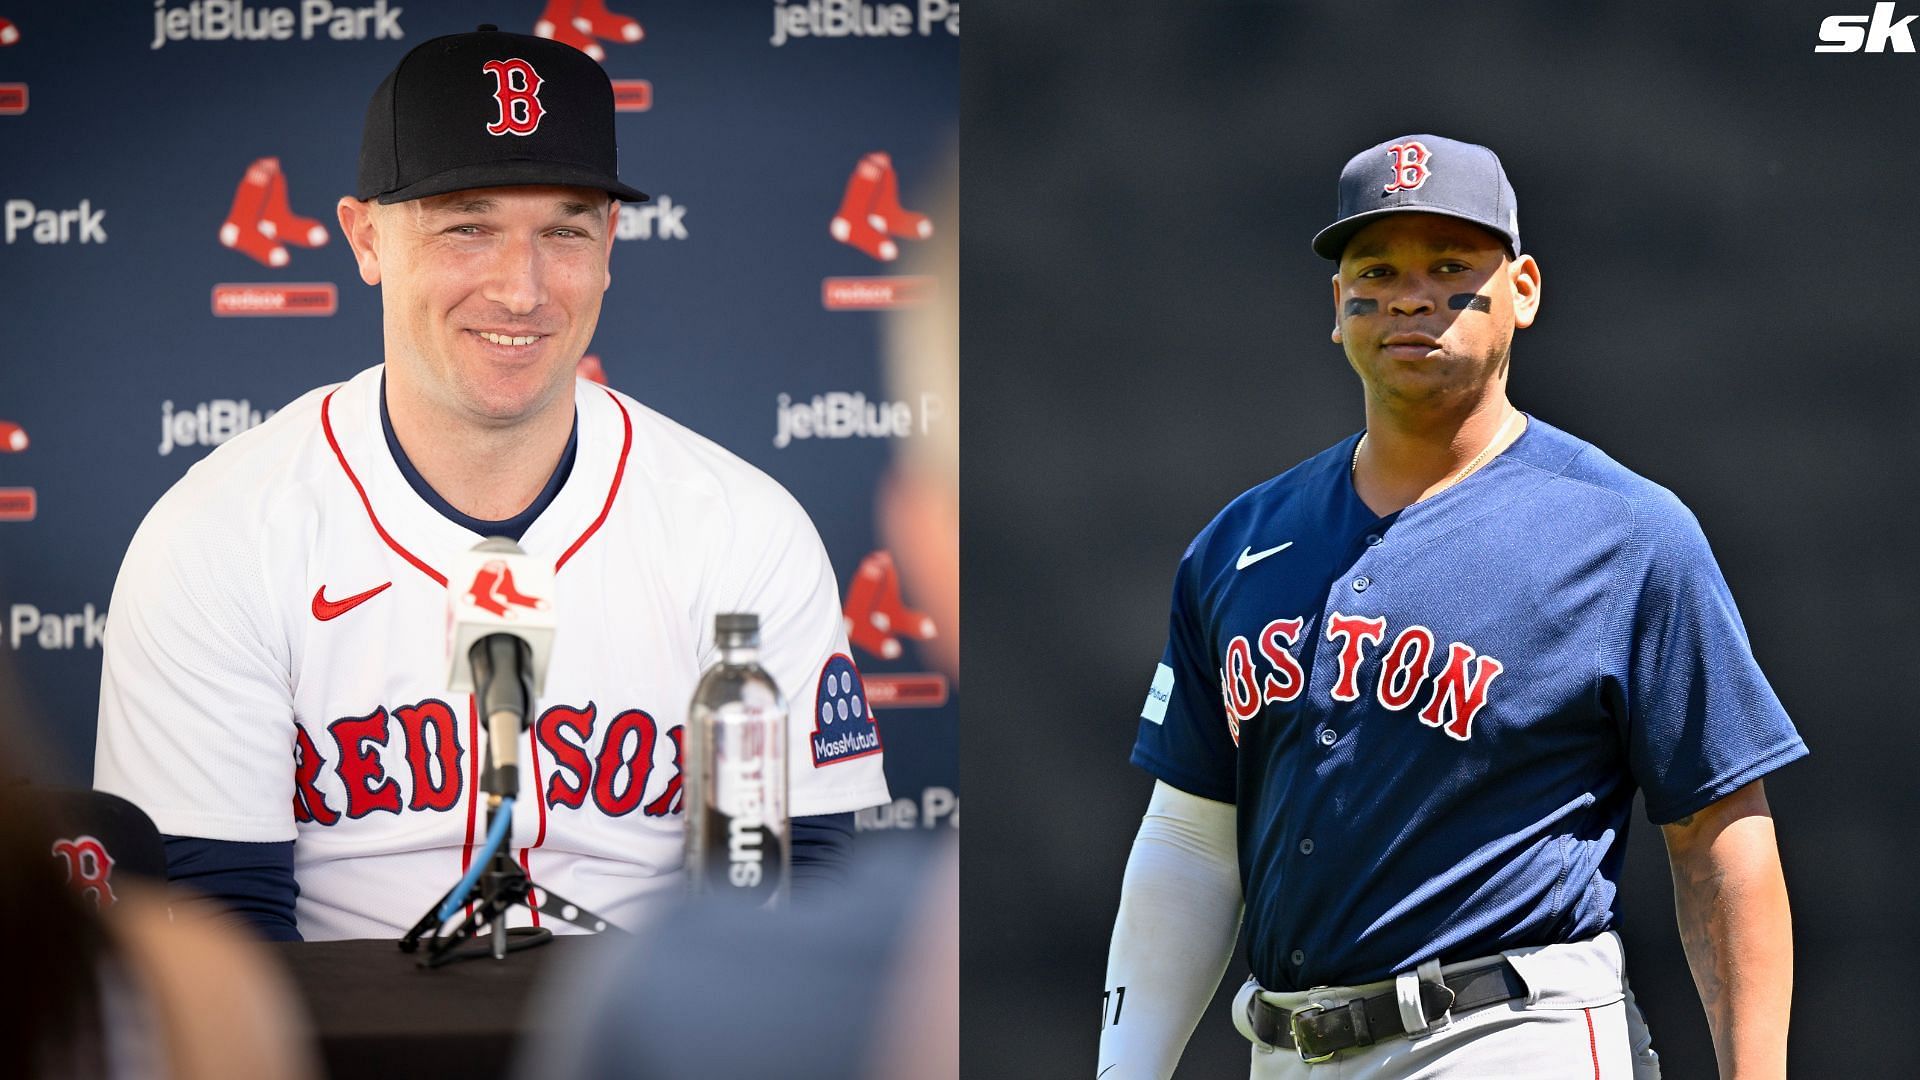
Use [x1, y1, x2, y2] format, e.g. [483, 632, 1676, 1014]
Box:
[0, 0, 958, 841]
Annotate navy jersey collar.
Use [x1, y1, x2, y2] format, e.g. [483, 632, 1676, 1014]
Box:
[378, 372, 579, 543]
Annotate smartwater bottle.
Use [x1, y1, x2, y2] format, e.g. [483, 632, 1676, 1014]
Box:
[684, 613, 789, 906]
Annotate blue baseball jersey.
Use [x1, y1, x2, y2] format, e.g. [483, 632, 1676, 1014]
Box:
[1131, 416, 1806, 993]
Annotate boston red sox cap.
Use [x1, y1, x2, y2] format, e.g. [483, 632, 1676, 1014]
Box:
[356, 24, 648, 205]
[1311, 134, 1517, 260]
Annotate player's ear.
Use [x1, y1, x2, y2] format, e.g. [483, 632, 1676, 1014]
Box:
[1509, 254, 1541, 330]
[1329, 273, 1344, 344]
[602, 199, 619, 293]
[337, 197, 382, 287]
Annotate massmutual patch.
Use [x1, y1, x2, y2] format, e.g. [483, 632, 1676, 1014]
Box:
[811, 653, 882, 767]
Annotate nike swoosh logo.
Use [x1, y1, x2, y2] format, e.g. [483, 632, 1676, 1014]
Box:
[311, 582, 392, 621]
[1235, 541, 1294, 571]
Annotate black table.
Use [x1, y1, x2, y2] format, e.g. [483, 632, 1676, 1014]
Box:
[272, 935, 588, 1079]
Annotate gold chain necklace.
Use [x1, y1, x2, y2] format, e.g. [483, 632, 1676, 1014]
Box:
[1352, 409, 1521, 495]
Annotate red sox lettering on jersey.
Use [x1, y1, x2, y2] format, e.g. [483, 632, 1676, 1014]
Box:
[294, 698, 683, 823]
[1382, 141, 1432, 193]
[1217, 612, 1504, 746]
[483, 58, 545, 136]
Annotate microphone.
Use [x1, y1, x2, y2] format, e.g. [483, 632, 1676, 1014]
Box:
[446, 538, 556, 797]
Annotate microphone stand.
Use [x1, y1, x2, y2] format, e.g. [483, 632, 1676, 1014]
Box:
[399, 640, 622, 968]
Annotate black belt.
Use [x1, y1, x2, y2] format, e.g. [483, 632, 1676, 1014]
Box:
[1249, 960, 1527, 1063]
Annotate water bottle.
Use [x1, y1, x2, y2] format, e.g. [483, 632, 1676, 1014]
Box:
[684, 612, 789, 905]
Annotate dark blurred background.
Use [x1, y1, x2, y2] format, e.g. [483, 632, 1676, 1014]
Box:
[961, 2, 1918, 1076]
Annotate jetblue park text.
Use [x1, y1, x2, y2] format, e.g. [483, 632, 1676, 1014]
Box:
[151, 0, 403, 49]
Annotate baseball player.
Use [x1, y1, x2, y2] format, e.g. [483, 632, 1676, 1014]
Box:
[93, 26, 889, 941]
[1097, 135, 1805, 1078]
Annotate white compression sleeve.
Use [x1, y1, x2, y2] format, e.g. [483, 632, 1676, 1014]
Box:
[1096, 780, 1242, 1080]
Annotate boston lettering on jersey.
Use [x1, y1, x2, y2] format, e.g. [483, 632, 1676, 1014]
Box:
[292, 698, 683, 824]
[1217, 613, 1503, 745]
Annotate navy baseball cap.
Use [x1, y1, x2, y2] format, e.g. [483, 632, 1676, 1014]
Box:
[357, 24, 648, 205]
[1312, 134, 1517, 260]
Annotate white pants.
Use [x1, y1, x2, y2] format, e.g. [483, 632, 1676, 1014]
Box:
[1239, 932, 1661, 1079]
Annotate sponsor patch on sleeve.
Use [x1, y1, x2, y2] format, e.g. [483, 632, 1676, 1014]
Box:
[811, 653, 883, 767]
[1142, 663, 1174, 725]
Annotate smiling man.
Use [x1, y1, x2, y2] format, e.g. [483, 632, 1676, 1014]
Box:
[1097, 135, 1805, 1078]
[93, 25, 888, 941]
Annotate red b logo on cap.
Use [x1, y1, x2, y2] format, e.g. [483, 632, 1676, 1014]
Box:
[1382, 141, 1431, 194]
[483, 59, 545, 136]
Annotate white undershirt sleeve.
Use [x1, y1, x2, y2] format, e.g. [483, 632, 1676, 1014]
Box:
[1096, 779, 1242, 1080]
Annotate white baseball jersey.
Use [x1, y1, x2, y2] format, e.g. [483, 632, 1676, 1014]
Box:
[96, 364, 889, 940]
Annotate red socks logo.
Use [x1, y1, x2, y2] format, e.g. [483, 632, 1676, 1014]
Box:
[466, 560, 550, 618]
[0, 17, 19, 46]
[843, 550, 936, 660]
[0, 421, 25, 453]
[533, 0, 643, 62]
[830, 152, 932, 263]
[219, 157, 328, 268]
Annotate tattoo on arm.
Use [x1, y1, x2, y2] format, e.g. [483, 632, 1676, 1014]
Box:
[1671, 844, 1732, 1051]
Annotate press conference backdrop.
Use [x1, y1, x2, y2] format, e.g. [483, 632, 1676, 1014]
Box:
[964, 3, 1919, 1078]
[0, 2, 958, 849]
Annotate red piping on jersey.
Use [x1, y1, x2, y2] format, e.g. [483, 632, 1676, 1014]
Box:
[320, 389, 446, 587]
[554, 387, 633, 571]
[460, 694, 480, 921]
[1584, 1008, 1599, 1078]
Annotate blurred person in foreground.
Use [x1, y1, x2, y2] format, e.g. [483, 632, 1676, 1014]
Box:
[519, 166, 958, 1080]
[1, 651, 316, 1079]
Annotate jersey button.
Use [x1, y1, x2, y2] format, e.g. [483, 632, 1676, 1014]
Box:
[1291, 950, 1306, 966]
[1298, 838, 1315, 855]
[1319, 729, 1337, 747]
[1364, 534, 1383, 547]
[1352, 576, 1371, 592]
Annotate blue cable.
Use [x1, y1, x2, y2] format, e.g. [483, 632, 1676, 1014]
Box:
[438, 797, 515, 925]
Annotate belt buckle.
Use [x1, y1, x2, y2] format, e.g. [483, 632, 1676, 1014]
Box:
[1288, 1003, 1336, 1064]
